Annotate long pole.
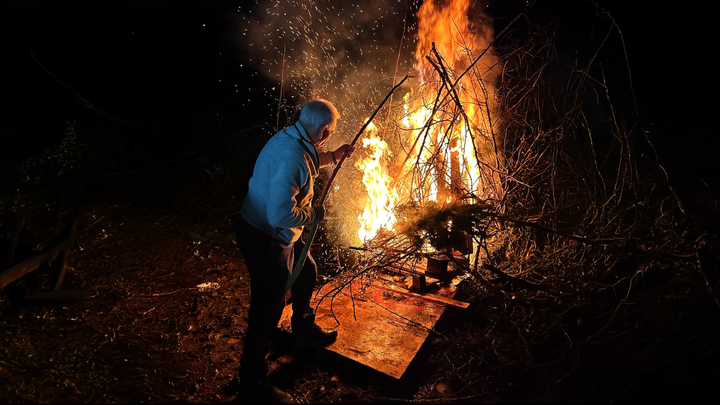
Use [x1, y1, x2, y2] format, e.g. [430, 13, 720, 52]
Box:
[285, 75, 410, 291]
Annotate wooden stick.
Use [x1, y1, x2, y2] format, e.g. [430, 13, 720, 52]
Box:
[482, 264, 553, 292]
[53, 250, 70, 292]
[286, 75, 410, 291]
[318, 74, 410, 204]
[375, 277, 469, 309]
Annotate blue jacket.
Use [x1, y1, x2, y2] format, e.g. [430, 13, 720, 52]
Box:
[241, 122, 333, 243]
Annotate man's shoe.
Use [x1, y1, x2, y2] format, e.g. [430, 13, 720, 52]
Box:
[293, 315, 338, 350]
[232, 379, 294, 404]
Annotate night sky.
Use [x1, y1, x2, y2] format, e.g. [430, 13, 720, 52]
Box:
[1, 0, 715, 192]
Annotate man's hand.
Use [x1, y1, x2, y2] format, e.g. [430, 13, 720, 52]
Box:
[313, 206, 326, 223]
[333, 144, 356, 163]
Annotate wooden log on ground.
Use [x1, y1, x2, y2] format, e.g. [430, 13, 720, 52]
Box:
[24, 288, 94, 301]
[0, 215, 79, 290]
[375, 276, 469, 309]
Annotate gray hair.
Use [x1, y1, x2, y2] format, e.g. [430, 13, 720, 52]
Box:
[298, 99, 339, 133]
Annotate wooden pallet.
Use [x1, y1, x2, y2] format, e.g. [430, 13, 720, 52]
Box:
[278, 271, 468, 379]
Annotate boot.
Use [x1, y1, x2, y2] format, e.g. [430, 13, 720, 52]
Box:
[292, 313, 338, 351]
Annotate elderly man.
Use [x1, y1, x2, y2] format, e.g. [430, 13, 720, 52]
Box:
[231, 99, 355, 403]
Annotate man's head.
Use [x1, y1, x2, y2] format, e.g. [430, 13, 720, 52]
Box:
[299, 98, 339, 147]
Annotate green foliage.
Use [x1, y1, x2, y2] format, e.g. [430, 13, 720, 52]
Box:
[393, 199, 494, 252]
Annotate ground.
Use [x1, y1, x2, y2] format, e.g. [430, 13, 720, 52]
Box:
[0, 166, 475, 404]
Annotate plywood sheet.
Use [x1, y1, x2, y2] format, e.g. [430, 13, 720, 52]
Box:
[279, 273, 467, 379]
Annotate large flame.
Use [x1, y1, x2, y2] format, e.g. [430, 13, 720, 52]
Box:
[355, 122, 398, 242]
[356, 0, 501, 247]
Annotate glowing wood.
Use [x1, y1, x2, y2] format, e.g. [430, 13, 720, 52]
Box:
[279, 272, 467, 379]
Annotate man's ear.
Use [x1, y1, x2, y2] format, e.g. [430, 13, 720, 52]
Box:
[318, 124, 328, 140]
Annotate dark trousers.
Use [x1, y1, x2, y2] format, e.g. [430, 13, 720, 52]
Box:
[234, 217, 317, 380]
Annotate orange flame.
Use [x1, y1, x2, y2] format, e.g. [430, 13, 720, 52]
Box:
[356, 0, 501, 247]
[355, 122, 398, 243]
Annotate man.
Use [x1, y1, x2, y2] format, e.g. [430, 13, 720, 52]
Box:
[232, 99, 355, 403]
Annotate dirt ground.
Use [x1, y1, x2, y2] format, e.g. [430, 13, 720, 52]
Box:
[0, 168, 484, 404]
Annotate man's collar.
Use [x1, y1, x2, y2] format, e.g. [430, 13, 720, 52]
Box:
[293, 122, 313, 145]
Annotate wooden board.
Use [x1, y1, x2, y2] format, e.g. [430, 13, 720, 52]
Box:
[279, 272, 467, 379]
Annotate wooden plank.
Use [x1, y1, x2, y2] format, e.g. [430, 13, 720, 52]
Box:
[374, 277, 469, 309]
[278, 273, 467, 379]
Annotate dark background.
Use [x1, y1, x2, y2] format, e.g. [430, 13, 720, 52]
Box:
[492, 0, 716, 195]
[1, 0, 716, 193]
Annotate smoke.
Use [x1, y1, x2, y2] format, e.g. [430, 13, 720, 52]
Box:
[228, 0, 421, 135]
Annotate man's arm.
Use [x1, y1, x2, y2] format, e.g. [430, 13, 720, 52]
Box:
[318, 144, 356, 168]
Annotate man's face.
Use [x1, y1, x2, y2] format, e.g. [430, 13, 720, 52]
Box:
[313, 121, 336, 147]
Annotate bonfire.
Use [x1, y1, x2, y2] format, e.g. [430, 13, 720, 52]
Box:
[302, 0, 504, 308]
